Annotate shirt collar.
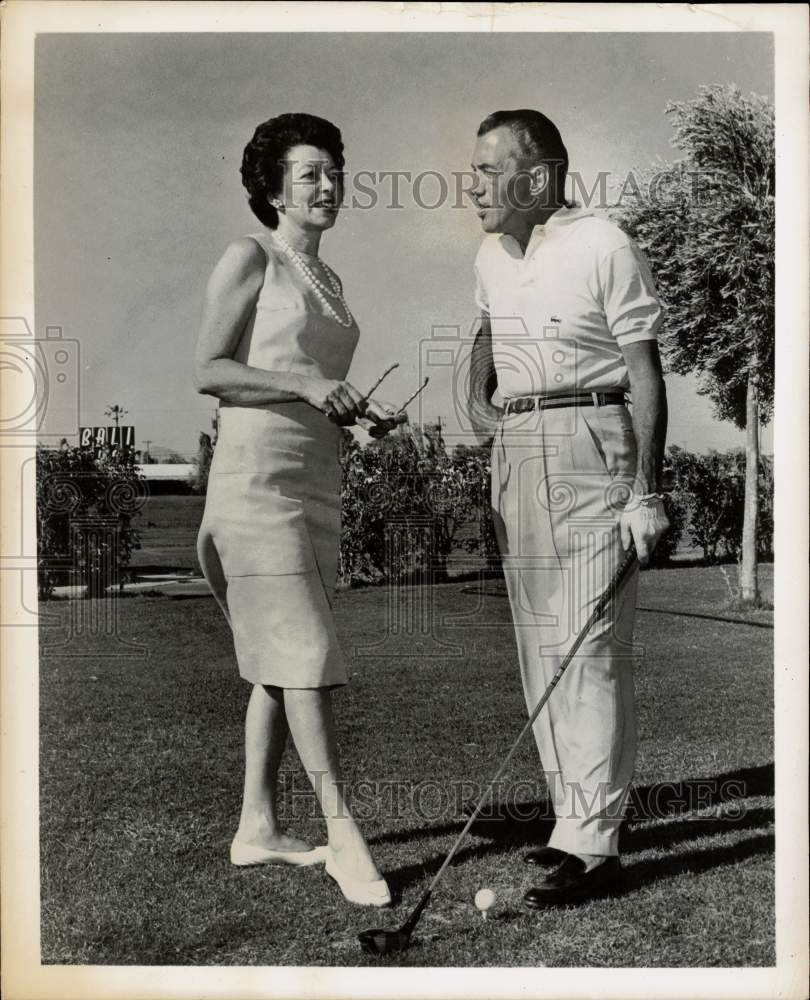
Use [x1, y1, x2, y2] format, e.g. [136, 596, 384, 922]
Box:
[500, 205, 594, 260]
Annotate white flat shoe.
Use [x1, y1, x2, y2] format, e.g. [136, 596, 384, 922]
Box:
[230, 838, 328, 868]
[325, 847, 392, 907]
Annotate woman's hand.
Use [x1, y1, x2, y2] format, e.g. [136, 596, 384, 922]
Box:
[302, 378, 369, 425]
[357, 400, 408, 439]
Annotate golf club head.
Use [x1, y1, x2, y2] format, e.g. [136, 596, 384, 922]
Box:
[358, 889, 432, 956]
[357, 927, 412, 956]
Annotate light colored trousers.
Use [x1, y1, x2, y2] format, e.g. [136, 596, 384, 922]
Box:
[491, 402, 640, 856]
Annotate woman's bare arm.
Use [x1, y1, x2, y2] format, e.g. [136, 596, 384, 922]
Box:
[193, 238, 366, 422]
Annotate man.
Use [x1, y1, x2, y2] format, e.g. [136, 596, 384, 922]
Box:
[467, 110, 669, 907]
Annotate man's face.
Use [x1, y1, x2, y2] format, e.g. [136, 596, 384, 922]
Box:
[469, 127, 535, 235]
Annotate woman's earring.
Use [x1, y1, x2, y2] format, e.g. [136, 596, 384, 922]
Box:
[271, 198, 285, 211]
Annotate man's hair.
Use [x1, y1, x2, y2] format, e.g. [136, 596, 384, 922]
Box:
[477, 109, 568, 192]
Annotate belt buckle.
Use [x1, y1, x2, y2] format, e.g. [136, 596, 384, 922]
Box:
[508, 397, 532, 415]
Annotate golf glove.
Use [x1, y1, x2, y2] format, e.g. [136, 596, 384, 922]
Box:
[620, 493, 670, 566]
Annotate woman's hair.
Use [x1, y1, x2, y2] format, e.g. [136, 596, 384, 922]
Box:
[240, 113, 345, 229]
[477, 109, 569, 198]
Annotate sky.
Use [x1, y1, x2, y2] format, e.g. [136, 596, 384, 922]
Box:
[34, 31, 774, 457]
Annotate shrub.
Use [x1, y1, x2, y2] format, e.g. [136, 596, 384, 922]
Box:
[666, 445, 773, 563]
[339, 426, 494, 586]
[37, 445, 147, 599]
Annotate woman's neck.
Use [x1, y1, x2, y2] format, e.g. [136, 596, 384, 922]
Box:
[273, 219, 321, 256]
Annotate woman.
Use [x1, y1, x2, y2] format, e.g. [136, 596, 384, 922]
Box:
[195, 113, 397, 906]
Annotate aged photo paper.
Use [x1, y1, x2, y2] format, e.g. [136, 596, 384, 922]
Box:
[1, 3, 807, 999]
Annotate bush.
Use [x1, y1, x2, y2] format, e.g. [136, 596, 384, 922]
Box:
[757, 455, 774, 559]
[666, 446, 773, 563]
[341, 434, 784, 582]
[339, 426, 494, 586]
[37, 445, 147, 599]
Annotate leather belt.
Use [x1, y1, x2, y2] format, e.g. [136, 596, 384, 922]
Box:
[504, 391, 626, 415]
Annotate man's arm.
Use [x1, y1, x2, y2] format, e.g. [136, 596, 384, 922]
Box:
[620, 339, 669, 564]
[622, 340, 667, 494]
[467, 314, 503, 445]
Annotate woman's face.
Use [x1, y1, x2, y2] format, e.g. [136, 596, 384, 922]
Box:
[276, 144, 343, 232]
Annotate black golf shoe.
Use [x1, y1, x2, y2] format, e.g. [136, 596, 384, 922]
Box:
[523, 845, 569, 868]
[523, 855, 622, 909]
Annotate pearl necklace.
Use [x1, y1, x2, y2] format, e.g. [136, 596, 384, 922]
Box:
[273, 234, 355, 328]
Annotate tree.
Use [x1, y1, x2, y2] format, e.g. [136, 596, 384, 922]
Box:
[614, 85, 774, 606]
[105, 403, 129, 428]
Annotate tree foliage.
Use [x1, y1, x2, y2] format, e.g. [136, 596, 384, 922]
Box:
[614, 85, 774, 427]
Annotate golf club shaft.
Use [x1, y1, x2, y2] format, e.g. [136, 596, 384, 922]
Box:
[421, 542, 638, 899]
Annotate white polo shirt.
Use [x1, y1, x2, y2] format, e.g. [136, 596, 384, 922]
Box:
[474, 206, 662, 398]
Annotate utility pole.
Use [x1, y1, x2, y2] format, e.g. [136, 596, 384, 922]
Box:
[142, 439, 152, 463]
[435, 415, 444, 450]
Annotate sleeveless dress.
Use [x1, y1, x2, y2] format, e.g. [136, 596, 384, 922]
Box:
[196, 231, 360, 687]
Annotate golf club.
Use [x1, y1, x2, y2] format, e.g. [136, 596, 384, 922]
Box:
[358, 541, 638, 957]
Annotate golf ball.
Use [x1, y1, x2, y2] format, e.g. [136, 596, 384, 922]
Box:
[474, 888, 496, 911]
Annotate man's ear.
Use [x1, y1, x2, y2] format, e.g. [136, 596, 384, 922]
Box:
[529, 164, 550, 197]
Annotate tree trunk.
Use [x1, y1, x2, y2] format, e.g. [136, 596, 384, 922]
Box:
[739, 373, 760, 606]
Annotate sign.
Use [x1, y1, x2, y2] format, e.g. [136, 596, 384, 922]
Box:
[79, 426, 135, 451]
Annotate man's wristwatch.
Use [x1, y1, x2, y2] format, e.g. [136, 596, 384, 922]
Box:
[629, 491, 667, 508]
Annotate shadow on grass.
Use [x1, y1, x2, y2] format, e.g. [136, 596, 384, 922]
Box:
[636, 606, 773, 629]
[378, 763, 774, 900]
[385, 829, 775, 907]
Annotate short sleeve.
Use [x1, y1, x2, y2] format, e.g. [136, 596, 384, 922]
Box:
[473, 260, 490, 314]
[600, 242, 662, 346]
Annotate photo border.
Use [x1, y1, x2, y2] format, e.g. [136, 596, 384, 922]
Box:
[1, 3, 807, 998]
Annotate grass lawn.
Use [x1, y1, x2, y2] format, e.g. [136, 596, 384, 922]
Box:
[39, 558, 774, 969]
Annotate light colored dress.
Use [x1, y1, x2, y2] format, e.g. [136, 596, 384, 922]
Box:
[197, 230, 360, 687]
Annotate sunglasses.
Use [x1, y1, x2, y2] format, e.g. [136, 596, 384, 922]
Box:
[362, 363, 429, 414]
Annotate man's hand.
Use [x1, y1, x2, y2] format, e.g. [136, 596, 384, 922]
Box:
[620, 494, 670, 566]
